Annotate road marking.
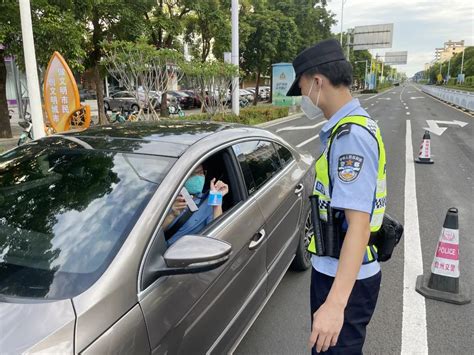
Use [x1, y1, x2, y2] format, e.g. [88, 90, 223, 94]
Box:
[296, 134, 319, 148]
[371, 103, 374, 106]
[259, 113, 307, 128]
[364, 107, 369, 110]
[410, 96, 425, 100]
[276, 120, 325, 133]
[378, 97, 392, 100]
[406, 112, 410, 115]
[364, 87, 395, 101]
[423, 119, 468, 136]
[402, 120, 428, 354]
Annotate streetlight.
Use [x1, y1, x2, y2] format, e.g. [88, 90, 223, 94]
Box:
[340, 0, 348, 45]
[231, 0, 239, 116]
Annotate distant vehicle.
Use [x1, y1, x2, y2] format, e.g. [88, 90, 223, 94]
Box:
[79, 89, 97, 101]
[0, 121, 313, 354]
[239, 89, 253, 101]
[167, 91, 194, 110]
[104, 91, 141, 112]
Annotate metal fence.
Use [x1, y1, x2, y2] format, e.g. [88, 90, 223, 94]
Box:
[422, 85, 474, 111]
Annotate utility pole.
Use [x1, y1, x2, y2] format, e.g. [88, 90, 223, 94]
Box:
[340, 0, 345, 44]
[460, 47, 465, 75]
[447, 58, 451, 78]
[346, 31, 351, 60]
[19, 0, 45, 139]
[231, 0, 239, 116]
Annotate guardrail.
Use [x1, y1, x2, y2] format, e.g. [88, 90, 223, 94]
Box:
[422, 85, 474, 112]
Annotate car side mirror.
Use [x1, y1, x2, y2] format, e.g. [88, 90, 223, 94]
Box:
[158, 235, 232, 277]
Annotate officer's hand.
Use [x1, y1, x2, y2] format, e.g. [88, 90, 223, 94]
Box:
[210, 178, 229, 197]
[308, 300, 344, 353]
[171, 195, 187, 216]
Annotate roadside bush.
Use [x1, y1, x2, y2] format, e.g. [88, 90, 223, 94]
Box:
[447, 78, 457, 86]
[464, 76, 474, 87]
[185, 105, 290, 125]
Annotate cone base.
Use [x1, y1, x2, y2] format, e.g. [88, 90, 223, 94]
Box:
[416, 275, 471, 305]
[415, 158, 434, 164]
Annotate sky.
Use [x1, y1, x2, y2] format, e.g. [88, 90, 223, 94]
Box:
[325, 0, 474, 76]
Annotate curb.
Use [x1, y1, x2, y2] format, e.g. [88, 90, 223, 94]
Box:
[256, 112, 305, 128]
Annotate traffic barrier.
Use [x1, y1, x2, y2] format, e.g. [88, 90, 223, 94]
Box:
[422, 85, 474, 112]
[416, 208, 471, 305]
[415, 131, 434, 164]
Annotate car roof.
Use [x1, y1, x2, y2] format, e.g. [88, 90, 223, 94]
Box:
[50, 121, 276, 158]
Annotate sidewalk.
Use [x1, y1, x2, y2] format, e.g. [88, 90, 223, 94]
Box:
[0, 124, 21, 152]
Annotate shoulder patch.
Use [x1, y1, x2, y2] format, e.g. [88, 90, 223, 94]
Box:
[336, 124, 352, 139]
[337, 154, 364, 183]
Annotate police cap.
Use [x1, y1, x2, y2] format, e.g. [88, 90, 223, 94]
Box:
[286, 39, 346, 96]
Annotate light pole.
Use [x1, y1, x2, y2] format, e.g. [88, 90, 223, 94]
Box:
[340, 0, 348, 45]
[19, 0, 45, 139]
[447, 58, 451, 78]
[231, 0, 239, 116]
[460, 47, 465, 75]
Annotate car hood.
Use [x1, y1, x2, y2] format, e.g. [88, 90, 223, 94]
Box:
[0, 298, 75, 354]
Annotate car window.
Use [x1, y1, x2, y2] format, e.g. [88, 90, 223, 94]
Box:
[0, 144, 175, 299]
[232, 141, 282, 195]
[274, 143, 294, 167]
[161, 150, 242, 247]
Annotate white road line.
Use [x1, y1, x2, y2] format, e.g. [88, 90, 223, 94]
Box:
[364, 107, 369, 110]
[406, 112, 410, 115]
[402, 120, 428, 354]
[296, 134, 319, 148]
[276, 120, 325, 133]
[364, 87, 395, 101]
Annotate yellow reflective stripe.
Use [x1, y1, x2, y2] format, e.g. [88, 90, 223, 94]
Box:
[366, 246, 374, 261]
[307, 235, 317, 254]
[373, 245, 378, 253]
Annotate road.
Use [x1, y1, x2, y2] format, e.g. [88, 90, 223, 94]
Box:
[235, 84, 474, 354]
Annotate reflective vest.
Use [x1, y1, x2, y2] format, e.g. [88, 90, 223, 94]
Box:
[308, 115, 387, 263]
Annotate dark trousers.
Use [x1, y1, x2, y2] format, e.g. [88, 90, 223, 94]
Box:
[310, 268, 381, 355]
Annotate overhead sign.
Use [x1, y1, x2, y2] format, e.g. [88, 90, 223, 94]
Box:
[272, 63, 295, 106]
[43, 51, 81, 132]
[353, 24, 393, 50]
[385, 51, 408, 65]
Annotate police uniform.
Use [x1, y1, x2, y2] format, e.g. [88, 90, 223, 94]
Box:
[287, 40, 386, 354]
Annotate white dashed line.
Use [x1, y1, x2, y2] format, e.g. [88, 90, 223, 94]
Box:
[276, 120, 325, 133]
[406, 112, 411, 115]
[296, 134, 320, 148]
[402, 120, 428, 354]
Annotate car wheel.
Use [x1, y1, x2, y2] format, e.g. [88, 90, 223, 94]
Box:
[104, 102, 110, 112]
[131, 104, 139, 111]
[291, 204, 313, 271]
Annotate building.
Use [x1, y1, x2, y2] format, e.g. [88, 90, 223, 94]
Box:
[435, 40, 465, 62]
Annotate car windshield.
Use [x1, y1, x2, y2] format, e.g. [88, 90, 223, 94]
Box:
[0, 142, 175, 299]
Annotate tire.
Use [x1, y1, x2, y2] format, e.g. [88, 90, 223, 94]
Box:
[131, 104, 139, 112]
[104, 102, 110, 112]
[291, 204, 313, 271]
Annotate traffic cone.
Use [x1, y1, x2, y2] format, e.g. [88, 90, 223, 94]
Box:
[415, 131, 434, 164]
[416, 208, 471, 305]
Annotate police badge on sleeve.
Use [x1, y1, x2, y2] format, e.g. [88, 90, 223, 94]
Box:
[338, 154, 364, 182]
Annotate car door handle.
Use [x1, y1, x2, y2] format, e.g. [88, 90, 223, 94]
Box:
[294, 183, 304, 195]
[249, 229, 266, 250]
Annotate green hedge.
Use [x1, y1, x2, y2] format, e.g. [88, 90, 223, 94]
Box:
[465, 76, 474, 87]
[447, 78, 457, 85]
[186, 105, 290, 125]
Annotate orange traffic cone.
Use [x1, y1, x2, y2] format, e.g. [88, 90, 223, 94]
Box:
[415, 131, 434, 164]
[416, 208, 471, 305]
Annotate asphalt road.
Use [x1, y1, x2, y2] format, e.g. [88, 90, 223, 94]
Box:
[235, 84, 473, 354]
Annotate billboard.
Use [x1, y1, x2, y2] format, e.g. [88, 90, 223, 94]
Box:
[353, 24, 393, 50]
[385, 51, 408, 65]
[272, 63, 296, 106]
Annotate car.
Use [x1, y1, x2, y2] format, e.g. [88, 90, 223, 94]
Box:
[103, 91, 142, 112]
[167, 91, 195, 110]
[239, 89, 254, 101]
[0, 121, 314, 354]
[79, 89, 97, 101]
[182, 90, 202, 108]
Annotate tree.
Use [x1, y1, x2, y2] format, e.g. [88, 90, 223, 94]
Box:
[103, 39, 183, 119]
[182, 60, 238, 116]
[71, 0, 154, 124]
[241, 9, 300, 105]
[0, 0, 85, 138]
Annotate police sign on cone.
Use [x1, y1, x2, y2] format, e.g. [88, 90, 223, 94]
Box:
[416, 208, 471, 305]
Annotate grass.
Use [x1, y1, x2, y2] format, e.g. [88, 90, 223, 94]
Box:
[444, 85, 474, 92]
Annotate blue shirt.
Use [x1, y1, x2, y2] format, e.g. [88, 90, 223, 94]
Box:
[312, 98, 381, 280]
[166, 193, 214, 245]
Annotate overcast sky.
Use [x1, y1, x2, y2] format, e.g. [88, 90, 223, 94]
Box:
[325, 0, 474, 76]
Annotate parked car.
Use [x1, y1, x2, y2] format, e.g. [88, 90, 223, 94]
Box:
[79, 89, 97, 101]
[167, 91, 194, 110]
[239, 89, 254, 101]
[182, 90, 202, 108]
[0, 121, 314, 354]
[104, 91, 142, 112]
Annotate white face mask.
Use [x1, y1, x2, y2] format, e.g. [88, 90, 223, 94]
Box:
[301, 78, 322, 120]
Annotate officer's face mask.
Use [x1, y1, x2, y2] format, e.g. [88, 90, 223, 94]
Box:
[301, 78, 322, 120]
[184, 175, 205, 195]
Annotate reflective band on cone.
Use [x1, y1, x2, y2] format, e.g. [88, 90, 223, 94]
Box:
[415, 131, 434, 164]
[416, 208, 471, 305]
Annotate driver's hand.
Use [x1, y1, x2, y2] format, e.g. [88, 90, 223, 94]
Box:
[171, 195, 187, 216]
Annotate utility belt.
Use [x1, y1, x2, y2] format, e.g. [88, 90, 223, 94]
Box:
[309, 195, 403, 262]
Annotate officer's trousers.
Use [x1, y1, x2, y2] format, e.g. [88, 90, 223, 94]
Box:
[310, 268, 382, 355]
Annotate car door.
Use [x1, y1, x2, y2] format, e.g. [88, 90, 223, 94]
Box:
[232, 140, 305, 290]
[138, 148, 267, 354]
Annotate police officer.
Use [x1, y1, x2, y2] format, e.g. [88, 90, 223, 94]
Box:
[287, 39, 387, 354]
